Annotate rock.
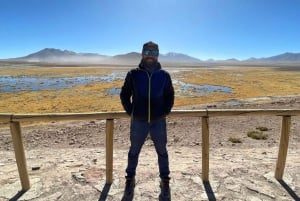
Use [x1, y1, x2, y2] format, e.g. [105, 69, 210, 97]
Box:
[243, 179, 276, 199]
[71, 172, 86, 183]
[246, 196, 262, 201]
[0, 178, 42, 200]
[191, 176, 202, 186]
[38, 192, 63, 200]
[66, 163, 83, 168]
[32, 166, 41, 171]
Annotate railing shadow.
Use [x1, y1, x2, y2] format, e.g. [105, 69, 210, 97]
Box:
[9, 190, 27, 201]
[98, 183, 112, 201]
[277, 179, 300, 201]
[203, 181, 216, 201]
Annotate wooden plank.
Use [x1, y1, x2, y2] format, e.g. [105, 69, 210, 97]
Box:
[169, 110, 207, 117]
[207, 109, 300, 117]
[275, 116, 291, 180]
[2, 109, 300, 123]
[10, 121, 30, 190]
[11, 110, 208, 122]
[0, 114, 13, 122]
[202, 116, 209, 181]
[106, 119, 114, 184]
[11, 111, 128, 122]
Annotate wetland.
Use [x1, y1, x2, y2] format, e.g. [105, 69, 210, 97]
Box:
[1, 62, 300, 113]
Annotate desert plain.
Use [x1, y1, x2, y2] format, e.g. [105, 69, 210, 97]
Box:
[0, 62, 300, 200]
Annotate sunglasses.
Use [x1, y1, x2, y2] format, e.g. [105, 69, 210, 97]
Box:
[143, 49, 159, 57]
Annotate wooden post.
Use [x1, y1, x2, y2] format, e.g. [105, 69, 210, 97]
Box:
[202, 116, 209, 181]
[275, 116, 291, 180]
[106, 119, 114, 184]
[10, 121, 30, 191]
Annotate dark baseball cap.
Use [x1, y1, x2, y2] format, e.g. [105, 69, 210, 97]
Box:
[142, 41, 159, 52]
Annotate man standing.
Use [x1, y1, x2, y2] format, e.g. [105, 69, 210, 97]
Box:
[120, 41, 174, 201]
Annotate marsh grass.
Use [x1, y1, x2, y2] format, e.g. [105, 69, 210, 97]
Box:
[0, 66, 113, 77]
[1, 65, 300, 113]
[178, 67, 300, 101]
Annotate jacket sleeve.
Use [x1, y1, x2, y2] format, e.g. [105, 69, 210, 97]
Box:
[120, 71, 133, 115]
[164, 72, 175, 115]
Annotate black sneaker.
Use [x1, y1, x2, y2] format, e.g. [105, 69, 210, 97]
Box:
[121, 176, 135, 201]
[159, 178, 171, 201]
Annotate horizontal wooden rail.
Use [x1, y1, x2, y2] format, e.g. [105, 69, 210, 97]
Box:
[207, 108, 300, 117]
[0, 109, 299, 192]
[0, 113, 13, 122]
[1, 109, 300, 123]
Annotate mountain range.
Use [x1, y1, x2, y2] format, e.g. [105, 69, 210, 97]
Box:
[3, 48, 300, 65]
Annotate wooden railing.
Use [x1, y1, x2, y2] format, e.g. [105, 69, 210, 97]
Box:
[1, 109, 300, 191]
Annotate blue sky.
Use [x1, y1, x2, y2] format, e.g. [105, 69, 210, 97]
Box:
[1, 0, 300, 60]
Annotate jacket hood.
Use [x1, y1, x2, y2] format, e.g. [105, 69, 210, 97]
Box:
[139, 60, 161, 73]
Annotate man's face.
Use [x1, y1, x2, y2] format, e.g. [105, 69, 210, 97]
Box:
[142, 49, 158, 65]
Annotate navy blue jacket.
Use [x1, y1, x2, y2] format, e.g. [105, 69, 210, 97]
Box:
[120, 62, 174, 122]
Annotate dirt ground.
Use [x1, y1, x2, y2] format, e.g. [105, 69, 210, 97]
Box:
[0, 95, 300, 200]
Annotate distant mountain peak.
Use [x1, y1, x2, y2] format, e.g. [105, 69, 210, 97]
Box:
[26, 48, 77, 58]
[254, 52, 300, 62]
[7, 48, 300, 64]
[160, 52, 202, 63]
[15, 48, 107, 63]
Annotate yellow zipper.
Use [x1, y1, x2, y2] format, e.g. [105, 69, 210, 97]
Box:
[148, 73, 151, 123]
[142, 69, 160, 123]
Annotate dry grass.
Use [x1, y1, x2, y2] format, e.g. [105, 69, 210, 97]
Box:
[256, 126, 270, 131]
[1, 65, 300, 113]
[247, 131, 269, 140]
[0, 66, 113, 77]
[177, 67, 300, 102]
[228, 137, 242, 143]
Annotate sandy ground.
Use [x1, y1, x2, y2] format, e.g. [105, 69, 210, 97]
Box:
[0, 96, 300, 200]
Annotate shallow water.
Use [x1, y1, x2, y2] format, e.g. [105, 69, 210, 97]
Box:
[1, 72, 232, 96]
[173, 80, 231, 96]
[0, 73, 124, 92]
